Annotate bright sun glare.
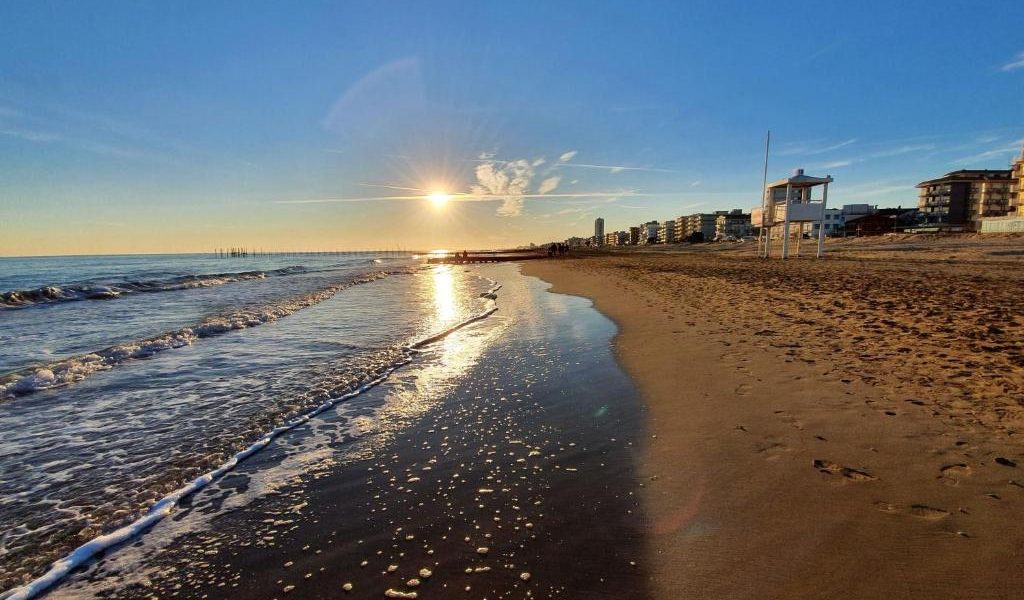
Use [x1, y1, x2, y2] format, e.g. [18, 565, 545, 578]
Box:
[427, 191, 450, 208]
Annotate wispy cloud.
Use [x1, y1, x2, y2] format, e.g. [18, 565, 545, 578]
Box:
[0, 126, 150, 160]
[555, 205, 594, 216]
[0, 128, 61, 142]
[466, 155, 674, 173]
[867, 144, 935, 158]
[538, 176, 561, 195]
[832, 180, 915, 200]
[952, 138, 1024, 165]
[471, 158, 536, 216]
[690, 180, 702, 187]
[778, 138, 858, 156]
[1000, 51, 1024, 72]
[359, 183, 428, 193]
[797, 40, 845, 66]
[274, 190, 651, 205]
[274, 189, 743, 207]
[283, 140, 736, 225]
[794, 140, 937, 170]
[0, 96, 196, 165]
[555, 162, 677, 173]
[452, 147, 679, 215]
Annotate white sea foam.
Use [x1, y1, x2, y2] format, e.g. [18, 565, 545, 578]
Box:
[0, 280, 501, 600]
[0, 267, 317, 309]
[0, 272, 394, 399]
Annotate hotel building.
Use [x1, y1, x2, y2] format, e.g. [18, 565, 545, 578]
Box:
[917, 169, 1014, 231]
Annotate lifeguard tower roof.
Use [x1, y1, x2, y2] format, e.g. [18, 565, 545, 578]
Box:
[766, 169, 833, 190]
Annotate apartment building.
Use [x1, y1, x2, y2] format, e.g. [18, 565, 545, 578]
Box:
[684, 213, 718, 242]
[803, 204, 876, 237]
[604, 231, 628, 246]
[1014, 147, 1024, 215]
[674, 215, 688, 240]
[657, 220, 676, 244]
[638, 221, 659, 244]
[714, 209, 752, 239]
[917, 170, 1014, 230]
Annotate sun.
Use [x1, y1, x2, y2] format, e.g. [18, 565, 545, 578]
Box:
[427, 191, 450, 208]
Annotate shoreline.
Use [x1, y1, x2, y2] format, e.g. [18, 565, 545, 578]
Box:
[38, 264, 650, 600]
[522, 245, 1024, 599]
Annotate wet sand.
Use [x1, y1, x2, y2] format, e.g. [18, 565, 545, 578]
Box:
[46, 264, 649, 600]
[523, 236, 1024, 599]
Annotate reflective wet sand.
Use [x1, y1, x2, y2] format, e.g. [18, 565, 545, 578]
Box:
[48, 264, 649, 600]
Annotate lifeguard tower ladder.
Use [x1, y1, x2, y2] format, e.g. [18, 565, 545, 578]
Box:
[753, 168, 833, 258]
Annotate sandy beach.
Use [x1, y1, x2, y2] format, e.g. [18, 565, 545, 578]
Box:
[523, 235, 1024, 599]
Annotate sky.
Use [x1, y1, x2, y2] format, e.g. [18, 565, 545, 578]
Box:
[1, 1, 1023, 255]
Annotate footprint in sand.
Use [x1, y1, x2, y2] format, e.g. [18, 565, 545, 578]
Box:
[813, 459, 876, 481]
[775, 410, 805, 431]
[938, 463, 973, 486]
[757, 439, 790, 460]
[874, 501, 950, 521]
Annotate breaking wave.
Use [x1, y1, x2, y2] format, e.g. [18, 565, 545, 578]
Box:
[0, 271, 394, 398]
[0, 266, 310, 309]
[0, 279, 501, 600]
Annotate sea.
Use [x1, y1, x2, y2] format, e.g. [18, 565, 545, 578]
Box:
[0, 254, 647, 600]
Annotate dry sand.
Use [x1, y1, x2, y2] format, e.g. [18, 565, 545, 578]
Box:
[523, 235, 1024, 600]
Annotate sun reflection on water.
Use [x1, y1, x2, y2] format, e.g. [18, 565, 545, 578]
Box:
[347, 267, 508, 459]
[432, 265, 457, 324]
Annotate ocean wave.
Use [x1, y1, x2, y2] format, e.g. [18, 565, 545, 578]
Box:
[0, 271, 392, 399]
[0, 266, 310, 309]
[0, 280, 501, 600]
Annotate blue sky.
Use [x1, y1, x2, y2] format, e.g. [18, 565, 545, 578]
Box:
[1, 1, 1022, 254]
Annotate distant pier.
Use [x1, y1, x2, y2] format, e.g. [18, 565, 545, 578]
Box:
[211, 247, 551, 264]
[213, 248, 413, 258]
[426, 250, 548, 264]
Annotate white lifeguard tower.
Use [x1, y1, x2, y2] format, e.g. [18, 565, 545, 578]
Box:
[752, 168, 833, 258]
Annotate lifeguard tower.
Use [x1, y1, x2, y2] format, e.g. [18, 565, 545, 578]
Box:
[752, 168, 833, 258]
